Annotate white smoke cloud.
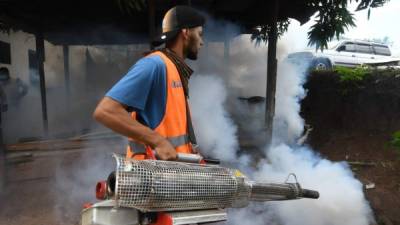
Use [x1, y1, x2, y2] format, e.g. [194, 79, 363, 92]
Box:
[52, 140, 126, 224]
[190, 21, 374, 225]
[189, 75, 239, 162]
[254, 144, 374, 225]
[273, 60, 307, 144]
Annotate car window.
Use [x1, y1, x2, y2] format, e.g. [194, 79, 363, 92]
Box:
[356, 44, 373, 54]
[373, 45, 391, 56]
[337, 45, 346, 51]
[343, 43, 356, 52]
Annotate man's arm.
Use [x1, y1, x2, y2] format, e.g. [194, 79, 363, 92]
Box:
[93, 96, 176, 160]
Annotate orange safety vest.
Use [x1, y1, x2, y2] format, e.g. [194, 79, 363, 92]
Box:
[126, 51, 194, 160]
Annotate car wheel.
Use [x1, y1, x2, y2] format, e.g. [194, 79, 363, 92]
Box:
[312, 58, 332, 70]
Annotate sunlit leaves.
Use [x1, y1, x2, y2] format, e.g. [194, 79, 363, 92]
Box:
[307, 0, 357, 50]
[250, 20, 291, 46]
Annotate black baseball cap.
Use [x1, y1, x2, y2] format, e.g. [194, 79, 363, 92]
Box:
[152, 6, 205, 46]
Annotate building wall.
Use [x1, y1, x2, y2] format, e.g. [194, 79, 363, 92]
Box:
[0, 30, 148, 144]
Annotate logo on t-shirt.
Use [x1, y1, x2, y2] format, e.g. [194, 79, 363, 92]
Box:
[171, 80, 183, 88]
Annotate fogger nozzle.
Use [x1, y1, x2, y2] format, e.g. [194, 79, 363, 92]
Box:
[104, 154, 319, 212]
[95, 172, 117, 200]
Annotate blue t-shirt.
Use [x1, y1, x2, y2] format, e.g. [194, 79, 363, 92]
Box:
[106, 55, 167, 129]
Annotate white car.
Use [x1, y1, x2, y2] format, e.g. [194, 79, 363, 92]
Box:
[287, 40, 400, 70]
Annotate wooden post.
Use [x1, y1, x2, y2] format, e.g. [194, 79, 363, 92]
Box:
[265, 0, 279, 147]
[63, 45, 71, 111]
[148, 0, 155, 50]
[35, 31, 49, 136]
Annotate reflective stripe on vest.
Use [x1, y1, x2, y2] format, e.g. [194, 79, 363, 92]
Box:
[126, 51, 193, 158]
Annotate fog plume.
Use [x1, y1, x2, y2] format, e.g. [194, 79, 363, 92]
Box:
[189, 19, 374, 225]
[189, 75, 238, 162]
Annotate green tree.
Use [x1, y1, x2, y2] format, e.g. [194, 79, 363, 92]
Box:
[250, 20, 291, 46]
[252, 0, 390, 50]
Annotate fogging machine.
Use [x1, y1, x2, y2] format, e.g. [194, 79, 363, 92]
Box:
[81, 153, 319, 225]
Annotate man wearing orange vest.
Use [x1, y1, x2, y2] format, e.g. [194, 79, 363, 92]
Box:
[93, 6, 204, 161]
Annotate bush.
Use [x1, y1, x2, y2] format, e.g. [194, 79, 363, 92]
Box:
[391, 131, 400, 150]
[334, 66, 371, 82]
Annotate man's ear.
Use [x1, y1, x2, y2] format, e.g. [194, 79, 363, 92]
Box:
[181, 28, 190, 40]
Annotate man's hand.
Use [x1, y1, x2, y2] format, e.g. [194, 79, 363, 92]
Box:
[154, 138, 177, 161]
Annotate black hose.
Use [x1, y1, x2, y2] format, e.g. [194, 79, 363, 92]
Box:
[301, 189, 319, 199]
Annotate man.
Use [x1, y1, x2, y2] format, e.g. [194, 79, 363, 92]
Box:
[0, 67, 28, 109]
[93, 6, 205, 161]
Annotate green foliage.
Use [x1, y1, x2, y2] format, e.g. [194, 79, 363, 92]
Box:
[250, 20, 291, 46]
[390, 131, 400, 150]
[335, 66, 400, 83]
[331, 66, 400, 95]
[335, 66, 371, 82]
[307, 0, 356, 51]
[355, 0, 389, 11]
[308, 0, 390, 50]
[333, 66, 370, 95]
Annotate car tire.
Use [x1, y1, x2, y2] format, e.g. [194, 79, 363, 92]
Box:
[312, 58, 332, 70]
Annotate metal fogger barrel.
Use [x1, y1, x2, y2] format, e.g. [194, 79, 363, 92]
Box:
[106, 154, 319, 212]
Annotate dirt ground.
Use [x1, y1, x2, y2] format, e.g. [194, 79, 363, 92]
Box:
[1, 135, 398, 225]
[302, 71, 400, 225]
[0, 140, 124, 225]
[307, 130, 400, 225]
[1, 134, 398, 225]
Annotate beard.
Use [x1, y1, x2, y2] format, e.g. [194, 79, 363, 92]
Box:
[185, 36, 198, 60]
[187, 49, 198, 60]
